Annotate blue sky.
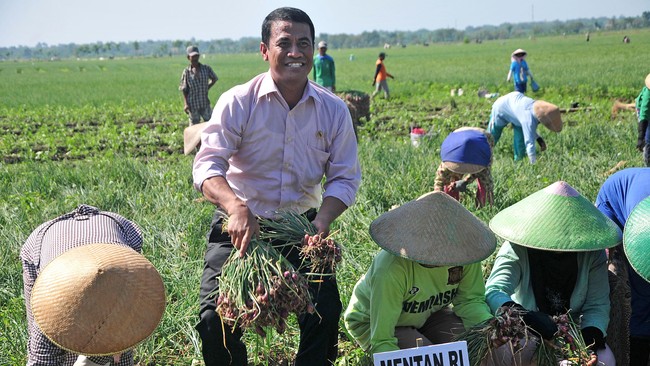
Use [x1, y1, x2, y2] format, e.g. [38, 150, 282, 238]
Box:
[0, 0, 646, 47]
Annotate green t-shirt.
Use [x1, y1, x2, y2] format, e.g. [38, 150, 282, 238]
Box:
[343, 250, 492, 354]
[312, 54, 336, 88]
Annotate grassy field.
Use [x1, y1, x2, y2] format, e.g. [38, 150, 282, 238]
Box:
[0, 29, 648, 365]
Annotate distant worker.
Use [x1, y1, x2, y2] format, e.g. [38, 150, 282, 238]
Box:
[487, 91, 562, 164]
[179, 45, 218, 126]
[507, 48, 533, 93]
[371, 52, 394, 99]
[434, 127, 494, 208]
[635, 74, 650, 166]
[313, 41, 335, 92]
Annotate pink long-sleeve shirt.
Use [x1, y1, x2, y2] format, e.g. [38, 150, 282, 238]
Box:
[193, 72, 361, 218]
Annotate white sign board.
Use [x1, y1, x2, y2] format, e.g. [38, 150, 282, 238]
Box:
[373, 341, 469, 366]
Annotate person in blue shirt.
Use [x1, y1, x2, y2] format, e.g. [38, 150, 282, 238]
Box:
[507, 49, 533, 93]
[596, 167, 650, 365]
[487, 92, 562, 164]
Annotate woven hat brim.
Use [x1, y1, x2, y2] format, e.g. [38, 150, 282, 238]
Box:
[183, 122, 209, 155]
[31, 243, 166, 356]
[534, 101, 563, 132]
[369, 191, 496, 266]
[646, 74, 650, 89]
[442, 161, 486, 174]
[512, 49, 527, 57]
[490, 185, 621, 251]
[624, 197, 650, 282]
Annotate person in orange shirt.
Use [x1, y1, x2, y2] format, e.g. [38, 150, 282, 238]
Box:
[371, 52, 394, 99]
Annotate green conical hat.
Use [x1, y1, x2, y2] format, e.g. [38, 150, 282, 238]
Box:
[489, 181, 621, 251]
[369, 191, 497, 266]
[624, 196, 650, 282]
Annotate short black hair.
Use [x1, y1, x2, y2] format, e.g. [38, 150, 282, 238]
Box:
[261, 7, 315, 46]
[379, 52, 386, 58]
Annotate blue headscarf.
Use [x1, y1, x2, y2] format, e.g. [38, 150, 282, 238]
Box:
[440, 130, 491, 167]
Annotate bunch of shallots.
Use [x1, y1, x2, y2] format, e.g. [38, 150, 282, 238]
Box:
[216, 237, 313, 336]
[536, 313, 594, 366]
[300, 233, 342, 274]
[454, 305, 530, 366]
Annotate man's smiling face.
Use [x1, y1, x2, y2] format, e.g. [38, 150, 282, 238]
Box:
[260, 20, 313, 88]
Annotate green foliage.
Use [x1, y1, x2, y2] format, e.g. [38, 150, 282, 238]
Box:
[1, 30, 646, 364]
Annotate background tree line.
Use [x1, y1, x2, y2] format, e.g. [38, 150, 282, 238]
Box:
[2, 12, 649, 61]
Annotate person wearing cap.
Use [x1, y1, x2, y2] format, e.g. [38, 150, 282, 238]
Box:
[343, 191, 497, 355]
[179, 45, 218, 126]
[596, 167, 650, 365]
[371, 52, 394, 99]
[485, 181, 620, 365]
[434, 127, 494, 208]
[192, 7, 360, 366]
[487, 91, 562, 164]
[634, 74, 650, 166]
[20, 204, 164, 366]
[507, 49, 533, 93]
[312, 40, 335, 92]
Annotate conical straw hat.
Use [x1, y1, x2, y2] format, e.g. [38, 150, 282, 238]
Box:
[511, 49, 527, 57]
[183, 122, 209, 155]
[490, 181, 622, 252]
[31, 243, 166, 356]
[645, 73, 650, 89]
[369, 191, 496, 266]
[533, 100, 563, 132]
[624, 196, 650, 282]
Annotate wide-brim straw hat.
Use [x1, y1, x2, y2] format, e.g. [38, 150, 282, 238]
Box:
[533, 100, 563, 132]
[490, 181, 622, 252]
[31, 243, 166, 356]
[441, 128, 491, 174]
[511, 48, 527, 57]
[183, 122, 209, 155]
[369, 191, 496, 266]
[645, 73, 650, 89]
[623, 196, 650, 282]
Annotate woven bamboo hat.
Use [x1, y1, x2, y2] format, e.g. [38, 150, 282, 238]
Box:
[533, 100, 563, 132]
[645, 73, 650, 89]
[511, 48, 527, 57]
[623, 196, 650, 282]
[183, 122, 209, 155]
[31, 243, 166, 356]
[490, 181, 622, 252]
[441, 127, 492, 174]
[369, 191, 496, 266]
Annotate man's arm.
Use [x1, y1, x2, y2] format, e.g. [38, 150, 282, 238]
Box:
[201, 176, 259, 257]
[313, 196, 348, 236]
[372, 64, 381, 85]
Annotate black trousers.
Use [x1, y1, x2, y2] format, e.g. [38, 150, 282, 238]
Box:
[195, 209, 341, 366]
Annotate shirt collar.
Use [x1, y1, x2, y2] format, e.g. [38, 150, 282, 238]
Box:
[258, 71, 322, 107]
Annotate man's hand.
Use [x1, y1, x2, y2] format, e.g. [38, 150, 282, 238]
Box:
[226, 204, 259, 258]
[183, 104, 190, 114]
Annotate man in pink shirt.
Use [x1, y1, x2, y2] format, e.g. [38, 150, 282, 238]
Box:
[192, 7, 361, 366]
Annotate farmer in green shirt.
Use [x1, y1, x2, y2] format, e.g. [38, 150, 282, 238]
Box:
[343, 191, 496, 355]
[312, 41, 335, 92]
